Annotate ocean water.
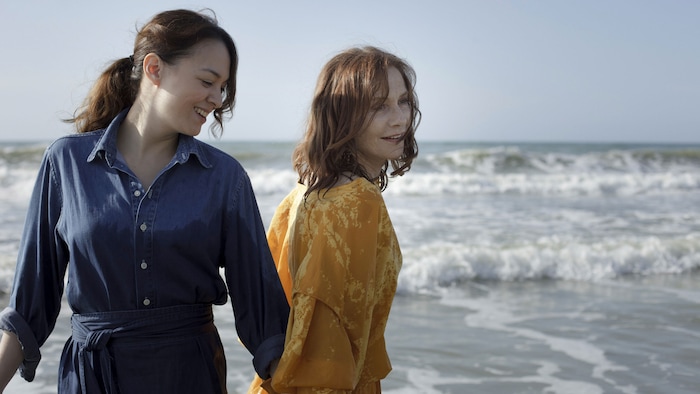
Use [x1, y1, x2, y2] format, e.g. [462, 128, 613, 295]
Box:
[1, 140, 699, 393]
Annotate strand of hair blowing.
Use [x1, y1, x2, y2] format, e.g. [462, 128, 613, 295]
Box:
[66, 57, 136, 133]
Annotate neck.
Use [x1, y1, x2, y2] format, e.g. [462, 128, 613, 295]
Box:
[356, 156, 385, 181]
[116, 107, 179, 190]
[119, 103, 178, 157]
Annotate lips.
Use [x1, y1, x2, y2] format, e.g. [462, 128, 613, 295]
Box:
[382, 133, 404, 141]
[194, 107, 209, 119]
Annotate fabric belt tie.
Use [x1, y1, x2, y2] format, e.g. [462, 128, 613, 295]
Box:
[70, 304, 214, 394]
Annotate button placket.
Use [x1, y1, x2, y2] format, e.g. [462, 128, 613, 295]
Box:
[132, 177, 155, 308]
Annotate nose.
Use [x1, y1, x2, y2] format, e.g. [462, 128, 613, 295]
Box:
[209, 88, 224, 109]
[390, 103, 409, 128]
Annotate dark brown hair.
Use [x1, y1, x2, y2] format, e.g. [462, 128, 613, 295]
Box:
[293, 46, 420, 195]
[66, 9, 238, 137]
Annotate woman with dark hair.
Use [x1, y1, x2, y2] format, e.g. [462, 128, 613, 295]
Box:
[0, 9, 289, 393]
[249, 46, 420, 393]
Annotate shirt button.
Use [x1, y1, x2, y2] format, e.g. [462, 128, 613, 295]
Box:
[140, 223, 147, 232]
[143, 298, 151, 306]
[140, 260, 148, 269]
[134, 190, 142, 197]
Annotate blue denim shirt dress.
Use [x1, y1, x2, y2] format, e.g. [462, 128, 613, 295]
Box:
[0, 109, 289, 393]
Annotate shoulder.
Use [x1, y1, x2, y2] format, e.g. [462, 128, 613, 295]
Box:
[191, 139, 245, 173]
[281, 184, 305, 206]
[304, 179, 385, 225]
[47, 130, 102, 150]
[269, 185, 304, 229]
[44, 130, 105, 161]
[353, 177, 384, 202]
[326, 178, 384, 209]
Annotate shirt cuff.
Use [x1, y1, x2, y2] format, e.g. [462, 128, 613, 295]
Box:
[0, 307, 41, 382]
[252, 333, 285, 379]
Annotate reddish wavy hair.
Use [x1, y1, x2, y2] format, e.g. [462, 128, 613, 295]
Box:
[293, 46, 421, 195]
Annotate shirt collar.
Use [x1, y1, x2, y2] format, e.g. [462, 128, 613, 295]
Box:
[87, 108, 212, 169]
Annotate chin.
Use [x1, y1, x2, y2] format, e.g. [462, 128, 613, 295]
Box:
[389, 147, 405, 160]
[183, 128, 203, 137]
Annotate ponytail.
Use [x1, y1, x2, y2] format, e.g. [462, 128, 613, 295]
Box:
[65, 56, 137, 133]
[64, 9, 237, 136]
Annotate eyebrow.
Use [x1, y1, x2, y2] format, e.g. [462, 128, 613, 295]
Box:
[201, 68, 223, 79]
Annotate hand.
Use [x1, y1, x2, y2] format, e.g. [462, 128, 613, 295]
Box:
[269, 358, 280, 377]
[259, 358, 282, 393]
[0, 331, 24, 392]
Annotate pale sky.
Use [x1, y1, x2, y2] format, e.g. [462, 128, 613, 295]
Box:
[1, 1, 698, 143]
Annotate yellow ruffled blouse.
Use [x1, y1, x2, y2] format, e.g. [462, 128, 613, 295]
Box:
[248, 178, 402, 393]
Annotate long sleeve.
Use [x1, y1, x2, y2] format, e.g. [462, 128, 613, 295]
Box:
[265, 186, 301, 305]
[224, 172, 290, 379]
[0, 145, 68, 382]
[273, 294, 357, 392]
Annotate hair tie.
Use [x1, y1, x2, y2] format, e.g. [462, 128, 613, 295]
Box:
[128, 55, 134, 65]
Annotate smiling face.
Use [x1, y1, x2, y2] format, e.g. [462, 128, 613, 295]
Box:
[153, 39, 231, 137]
[355, 67, 410, 178]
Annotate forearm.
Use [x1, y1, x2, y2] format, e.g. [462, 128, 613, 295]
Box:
[0, 330, 24, 391]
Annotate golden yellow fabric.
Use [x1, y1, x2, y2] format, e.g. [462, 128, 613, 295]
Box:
[248, 178, 401, 394]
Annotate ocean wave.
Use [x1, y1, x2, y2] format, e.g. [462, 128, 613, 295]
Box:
[0, 144, 47, 201]
[3, 143, 700, 199]
[421, 146, 700, 175]
[0, 143, 47, 165]
[248, 169, 299, 195]
[385, 171, 700, 197]
[397, 233, 700, 294]
[246, 167, 700, 198]
[244, 145, 700, 197]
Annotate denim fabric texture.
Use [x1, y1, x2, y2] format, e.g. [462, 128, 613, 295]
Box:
[0, 109, 289, 392]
